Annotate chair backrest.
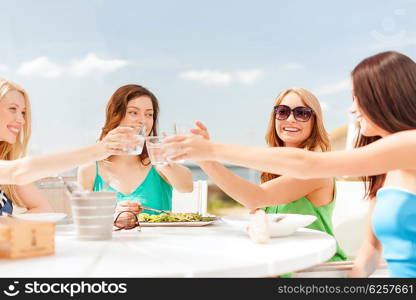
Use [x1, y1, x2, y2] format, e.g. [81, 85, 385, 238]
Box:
[35, 178, 72, 216]
[36, 178, 209, 216]
[172, 180, 208, 215]
[332, 180, 369, 259]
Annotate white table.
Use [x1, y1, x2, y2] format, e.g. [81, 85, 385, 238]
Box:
[0, 222, 336, 277]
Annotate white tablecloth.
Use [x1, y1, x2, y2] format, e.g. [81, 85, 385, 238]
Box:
[0, 222, 336, 277]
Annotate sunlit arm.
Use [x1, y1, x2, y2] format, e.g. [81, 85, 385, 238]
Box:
[198, 161, 327, 210]
[211, 130, 416, 178]
[0, 144, 108, 185]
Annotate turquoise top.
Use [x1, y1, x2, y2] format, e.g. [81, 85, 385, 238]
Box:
[373, 187, 416, 278]
[263, 180, 347, 262]
[93, 162, 173, 215]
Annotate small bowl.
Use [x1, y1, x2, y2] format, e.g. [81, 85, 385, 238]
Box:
[222, 213, 317, 237]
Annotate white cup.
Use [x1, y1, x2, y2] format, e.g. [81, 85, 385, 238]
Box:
[70, 191, 117, 241]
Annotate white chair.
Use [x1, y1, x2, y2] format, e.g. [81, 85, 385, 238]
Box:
[172, 180, 208, 215]
[295, 180, 388, 277]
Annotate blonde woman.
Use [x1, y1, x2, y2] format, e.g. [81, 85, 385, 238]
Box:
[190, 88, 346, 262]
[0, 78, 136, 215]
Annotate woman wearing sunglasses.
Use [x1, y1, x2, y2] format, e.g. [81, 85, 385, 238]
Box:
[185, 88, 347, 263]
[164, 51, 416, 277]
[0, 78, 137, 216]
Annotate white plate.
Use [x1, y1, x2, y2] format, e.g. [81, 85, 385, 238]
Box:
[13, 213, 67, 223]
[222, 213, 317, 237]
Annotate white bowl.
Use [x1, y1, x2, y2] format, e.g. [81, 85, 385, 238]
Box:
[13, 213, 67, 223]
[222, 213, 317, 237]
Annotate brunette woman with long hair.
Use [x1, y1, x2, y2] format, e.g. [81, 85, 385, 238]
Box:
[164, 51, 416, 277]
[78, 84, 193, 216]
[188, 88, 347, 262]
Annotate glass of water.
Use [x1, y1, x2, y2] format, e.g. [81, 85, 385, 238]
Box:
[146, 136, 168, 165]
[123, 124, 147, 155]
[174, 123, 193, 135]
[170, 123, 193, 164]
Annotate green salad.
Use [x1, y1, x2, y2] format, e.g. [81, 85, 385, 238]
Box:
[138, 212, 214, 223]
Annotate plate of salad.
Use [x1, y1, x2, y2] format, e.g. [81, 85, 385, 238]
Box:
[137, 212, 218, 227]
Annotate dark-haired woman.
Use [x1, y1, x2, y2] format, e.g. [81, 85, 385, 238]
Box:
[164, 51, 416, 277]
[78, 84, 193, 216]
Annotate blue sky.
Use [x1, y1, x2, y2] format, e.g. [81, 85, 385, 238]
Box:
[1, 0, 415, 153]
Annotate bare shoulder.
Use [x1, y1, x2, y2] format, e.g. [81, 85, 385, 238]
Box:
[77, 162, 97, 190]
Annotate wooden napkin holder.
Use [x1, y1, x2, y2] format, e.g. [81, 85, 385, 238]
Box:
[0, 216, 55, 259]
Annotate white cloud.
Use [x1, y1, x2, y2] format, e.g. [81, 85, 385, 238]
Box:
[15, 53, 129, 78]
[179, 69, 263, 86]
[17, 57, 64, 78]
[179, 70, 232, 85]
[235, 70, 263, 85]
[283, 63, 305, 71]
[69, 53, 128, 77]
[0, 64, 9, 73]
[314, 79, 350, 96]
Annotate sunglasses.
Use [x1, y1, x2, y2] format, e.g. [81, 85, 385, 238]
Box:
[113, 211, 141, 231]
[274, 105, 314, 122]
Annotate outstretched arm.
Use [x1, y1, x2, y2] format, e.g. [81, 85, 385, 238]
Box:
[0, 126, 135, 185]
[199, 161, 330, 210]
[164, 129, 416, 178]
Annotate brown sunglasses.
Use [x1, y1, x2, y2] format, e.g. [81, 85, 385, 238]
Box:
[113, 211, 141, 231]
[274, 105, 314, 122]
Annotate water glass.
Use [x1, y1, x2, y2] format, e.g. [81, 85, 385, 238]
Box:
[146, 136, 168, 165]
[171, 123, 193, 163]
[174, 123, 193, 135]
[123, 124, 147, 155]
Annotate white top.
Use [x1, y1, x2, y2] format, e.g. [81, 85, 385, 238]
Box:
[0, 222, 336, 277]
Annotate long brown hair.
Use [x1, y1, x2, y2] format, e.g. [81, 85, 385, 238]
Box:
[261, 88, 330, 183]
[99, 84, 160, 165]
[0, 79, 32, 207]
[352, 51, 416, 199]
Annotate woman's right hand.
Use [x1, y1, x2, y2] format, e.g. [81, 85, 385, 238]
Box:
[97, 126, 137, 159]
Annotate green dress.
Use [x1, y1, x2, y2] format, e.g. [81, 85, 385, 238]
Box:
[93, 162, 173, 215]
[263, 182, 347, 262]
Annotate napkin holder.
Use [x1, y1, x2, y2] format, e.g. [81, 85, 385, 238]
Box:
[0, 216, 55, 259]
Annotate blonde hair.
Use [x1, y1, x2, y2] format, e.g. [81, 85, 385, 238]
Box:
[0, 78, 32, 207]
[261, 88, 330, 183]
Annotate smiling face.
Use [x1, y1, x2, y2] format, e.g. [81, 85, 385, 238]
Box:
[275, 92, 313, 148]
[0, 90, 26, 144]
[119, 95, 154, 136]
